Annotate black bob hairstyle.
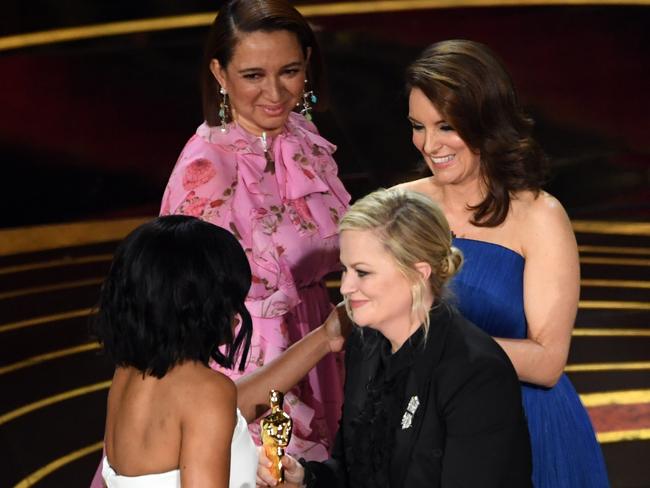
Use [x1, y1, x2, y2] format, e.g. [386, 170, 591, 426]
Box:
[94, 215, 253, 378]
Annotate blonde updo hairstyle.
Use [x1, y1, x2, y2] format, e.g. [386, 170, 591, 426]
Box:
[339, 188, 463, 336]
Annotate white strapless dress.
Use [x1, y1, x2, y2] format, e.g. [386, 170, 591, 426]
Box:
[102, 409, 258, 487]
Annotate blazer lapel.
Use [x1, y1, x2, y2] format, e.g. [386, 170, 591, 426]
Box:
[344, 328, 382, 430]
[389, 304, 453, 487]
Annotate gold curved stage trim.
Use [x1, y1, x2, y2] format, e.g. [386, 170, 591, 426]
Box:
[573, 328, 650, 337]
[572, 220, 650, 236]
[565, 361, 650, 373]
[580, 279, 650, 289]
[9, 401, 647, 487]
[597, 428, 650, 444]
[0, 255, 113, 275]
[580, 256, 650, 266]
[0, 278, 104, 300]
[1, 217, 648, 256]
[0, 327, 645, 378]
[578, 245, 650, 256]
[5, 275, 640, 302]
[0, 308, 94, 334]
[0, 218, 148, 257]
[0, 343, 100, 376]
[578, 300, 650, 310]
[0, 381, 110, 427]
[325, 278, 650, 289]
[13, 441, 104, 488]
[581, 388, 650, 407]
[1, 0, 650, 52]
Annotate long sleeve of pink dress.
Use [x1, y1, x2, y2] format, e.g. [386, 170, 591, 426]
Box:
[160, 112, 350, 460]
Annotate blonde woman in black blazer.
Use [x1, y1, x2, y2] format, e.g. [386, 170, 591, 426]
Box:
[257, 188, 532, 488]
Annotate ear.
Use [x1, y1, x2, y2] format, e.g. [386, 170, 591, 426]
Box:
[305, 46, 312, 65]
[210, 59, 227, 91]
[414, 262, 432, 282]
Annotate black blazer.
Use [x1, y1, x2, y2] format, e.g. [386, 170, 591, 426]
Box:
[307, 303, 532, 487]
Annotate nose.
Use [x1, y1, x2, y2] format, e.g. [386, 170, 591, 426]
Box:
[264, 76, 283, 102]
[423, 129, 442, 156]
[339, 271, 355, 296]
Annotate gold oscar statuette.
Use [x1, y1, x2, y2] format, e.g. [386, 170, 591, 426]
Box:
[260, 389, 293, 483]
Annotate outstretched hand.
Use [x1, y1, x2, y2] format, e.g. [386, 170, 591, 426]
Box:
[324, 301, 353, 353]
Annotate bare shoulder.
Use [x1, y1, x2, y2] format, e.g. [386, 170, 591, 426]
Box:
[393, 177, 440, 200]
[513, 191, 576, 254]
[175, 363, 237, 420]
[522, 191, 571, 228]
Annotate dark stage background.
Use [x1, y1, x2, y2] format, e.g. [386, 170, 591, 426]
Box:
[1, 2, 649, 487]
[1, 1, 648, 228]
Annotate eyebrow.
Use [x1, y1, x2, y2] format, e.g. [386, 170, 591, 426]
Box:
[237, 61, 303, 74]
[407, 115, 446, 125]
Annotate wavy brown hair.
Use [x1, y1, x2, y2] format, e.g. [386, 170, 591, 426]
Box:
[406, 39, 548, 227]
[201, 0, 326, 127]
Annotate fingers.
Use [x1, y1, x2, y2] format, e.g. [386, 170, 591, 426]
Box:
[280, 455, 305, 484]
[280, 454, 296, 469]
[257, 454, 305, 487]
[256, 446, 278, 487]
[336, 301, 354, 338]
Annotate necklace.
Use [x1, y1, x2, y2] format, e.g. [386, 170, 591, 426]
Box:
[260, 131, 276, 175]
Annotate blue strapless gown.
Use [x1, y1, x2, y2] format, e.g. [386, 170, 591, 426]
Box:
[450, 238, 609, 488]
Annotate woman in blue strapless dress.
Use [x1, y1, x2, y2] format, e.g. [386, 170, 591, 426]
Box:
[398, 40, 609, 486]
[451, 239, 608, 487]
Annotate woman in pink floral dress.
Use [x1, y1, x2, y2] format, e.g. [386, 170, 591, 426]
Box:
[161, 0, 349, 461]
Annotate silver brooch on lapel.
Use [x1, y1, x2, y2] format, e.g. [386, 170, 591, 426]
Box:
[401, 395, 420, 430]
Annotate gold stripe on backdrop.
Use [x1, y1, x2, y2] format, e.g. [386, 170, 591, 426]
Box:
[0, 14, 214, 51]
[565, 361, 650, 373]
[0, 278, 104, 300]
[13, 441, 104, 488]
[0, 381, 111, 427]
[0, 343, 101, 376]
[2, 1, 650, 51]
[0, 309, 94, 334]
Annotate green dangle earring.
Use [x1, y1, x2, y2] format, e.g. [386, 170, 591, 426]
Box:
[300, 79, 317, 121]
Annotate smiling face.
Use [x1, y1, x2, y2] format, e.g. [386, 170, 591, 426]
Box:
[339, 229, 418, 349]
[408, 87, 482, 187]
[211, 29, 308, 136]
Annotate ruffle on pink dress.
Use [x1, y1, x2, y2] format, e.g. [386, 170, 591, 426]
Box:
[161, 112, 350, 459]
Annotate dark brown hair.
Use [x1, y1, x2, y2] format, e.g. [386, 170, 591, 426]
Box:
[201, 0, 326, 127]
[406, 39, 548, 227]
[94, 216, 253, 377]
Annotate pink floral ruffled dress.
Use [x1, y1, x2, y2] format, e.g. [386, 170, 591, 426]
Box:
[160, 112, 350, 460]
